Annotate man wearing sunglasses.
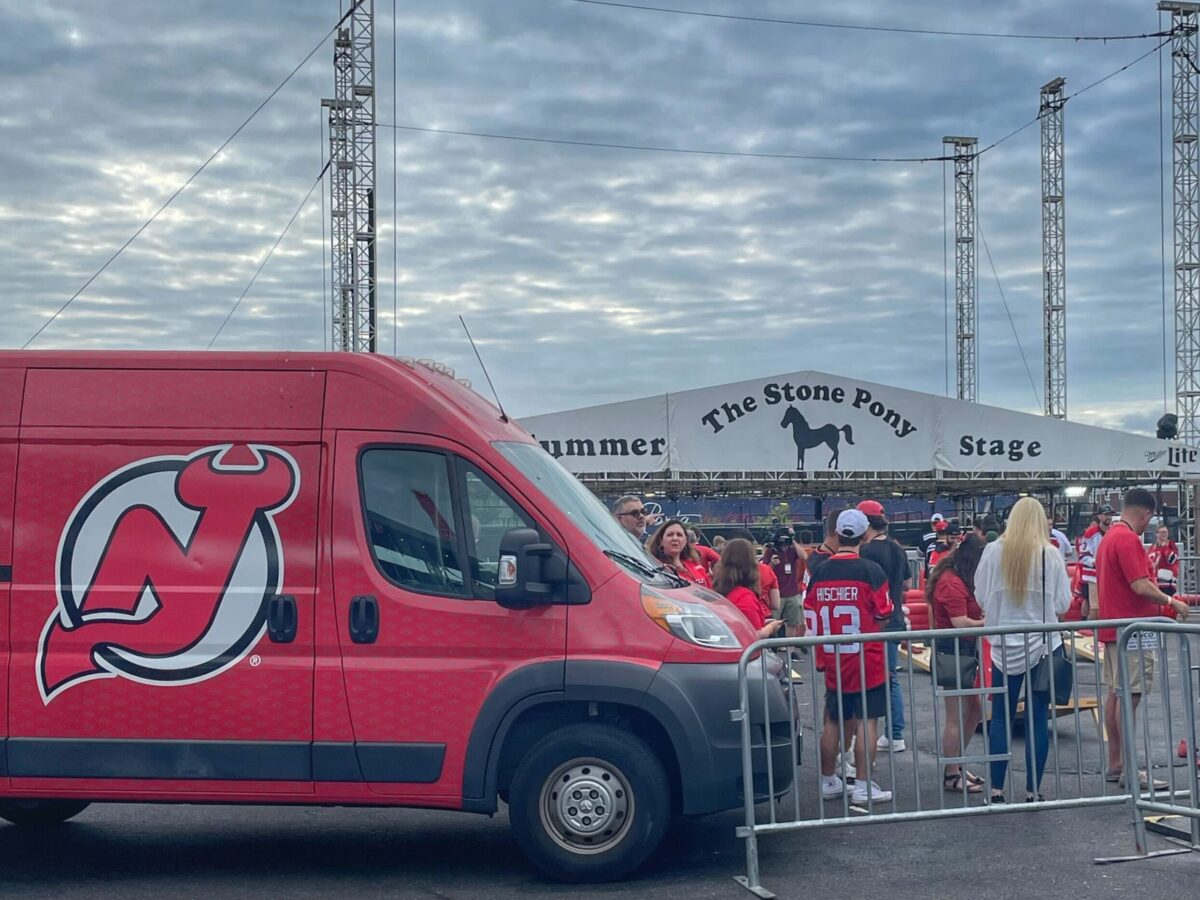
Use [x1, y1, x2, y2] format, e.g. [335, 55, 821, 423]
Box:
[612, 495, 654, 544]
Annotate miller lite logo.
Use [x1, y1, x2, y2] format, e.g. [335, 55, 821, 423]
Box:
[36, 444, 299, 704]
[1168, 446, 1198, 469]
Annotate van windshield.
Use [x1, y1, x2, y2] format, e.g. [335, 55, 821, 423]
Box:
[495, 441, 677, 585]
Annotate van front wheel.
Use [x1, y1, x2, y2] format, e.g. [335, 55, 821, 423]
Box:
[0, 800, 91, 826]
[507, 723, 669, 882]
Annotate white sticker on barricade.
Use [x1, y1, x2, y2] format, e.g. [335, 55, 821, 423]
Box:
[1125, 631, 1160, 652]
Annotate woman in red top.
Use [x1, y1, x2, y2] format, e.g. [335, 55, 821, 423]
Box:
[647, 519, 711, 588]
[1148, 525, 1180, 595]
[927, 534, 986, 793]
[713, 538, 783, 639]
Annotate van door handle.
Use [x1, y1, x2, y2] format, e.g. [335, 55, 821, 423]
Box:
[267, 594, 297, 643]
[349, 595, 379, 644]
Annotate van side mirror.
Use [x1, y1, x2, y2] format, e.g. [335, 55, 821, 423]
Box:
[495, 527, 556, 609]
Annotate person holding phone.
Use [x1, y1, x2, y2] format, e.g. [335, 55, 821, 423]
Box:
[714, 538, 784, 640]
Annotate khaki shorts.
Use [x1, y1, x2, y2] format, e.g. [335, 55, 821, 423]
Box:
[780, 594, 804, 630]
[1102, 641, 1157, 695]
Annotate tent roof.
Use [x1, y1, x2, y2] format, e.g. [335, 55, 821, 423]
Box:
[520, 369, 1198, 497]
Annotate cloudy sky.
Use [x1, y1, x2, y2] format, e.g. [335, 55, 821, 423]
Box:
[0, 0, 1183, 431]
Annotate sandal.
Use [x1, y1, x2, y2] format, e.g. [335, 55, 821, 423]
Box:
[943, 771, 983, 793]
[963, 770, 985, 787]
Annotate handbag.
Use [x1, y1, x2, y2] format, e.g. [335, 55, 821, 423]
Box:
[934, 644, 979, 689]
[1029, 549, 1074, 705]
[931, 577, 979, 689]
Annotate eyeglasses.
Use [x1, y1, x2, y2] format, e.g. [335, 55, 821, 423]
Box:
[618, 508, 648, 518]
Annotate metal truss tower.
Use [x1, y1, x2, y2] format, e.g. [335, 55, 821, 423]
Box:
[321, 0, 377, 352]
[1040, 78, 1067, 419]
[1162, 3, 1200, 564]
[1164, 3, 1200, 444]
[945, 137, 979, 403]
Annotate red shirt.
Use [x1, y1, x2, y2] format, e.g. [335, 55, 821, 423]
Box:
[758, 563, 779, 610]
[1148, 542, 1179, 588]
[1096, 520, 1157, 643]
[932, 570, 981, 629]
[769, 545, 806, 596]
[929, 547, 951, 572]
[803, 551, 893, 692]
[694, 544, 721, 572]
[725, 585, 768, 629]
[677, 558, 712, 589]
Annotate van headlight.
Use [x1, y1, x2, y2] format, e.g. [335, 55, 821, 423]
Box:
[641, 586, 740, 649]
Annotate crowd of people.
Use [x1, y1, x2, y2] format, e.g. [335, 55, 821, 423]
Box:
[609, 488, 1193, 803]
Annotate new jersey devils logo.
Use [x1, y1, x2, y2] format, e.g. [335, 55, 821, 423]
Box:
[37, 444, 300, 704]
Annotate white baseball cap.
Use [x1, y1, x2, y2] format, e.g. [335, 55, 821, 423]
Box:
[836, 509, 869, 539]
[931, 512, 946, 524]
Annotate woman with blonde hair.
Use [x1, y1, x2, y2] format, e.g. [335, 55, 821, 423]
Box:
[974, 497, 1071, 803]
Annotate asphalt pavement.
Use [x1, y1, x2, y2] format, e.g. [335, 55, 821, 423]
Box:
[0, 797, 1197, 899]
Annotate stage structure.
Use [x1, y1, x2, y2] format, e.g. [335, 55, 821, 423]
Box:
[521, 370, 1200, 498]
[1162, 2, 1200, 566]
[945, 136, 978, 403]
[321, 0, 377, 352]
[1041, 78, 1067, 420]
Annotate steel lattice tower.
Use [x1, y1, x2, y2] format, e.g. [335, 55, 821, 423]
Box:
[321, 0, 377, 352]
[945, 137, 978, 402]
[1163, 3, 1200, 566]
[1040, 78, 1067, 419]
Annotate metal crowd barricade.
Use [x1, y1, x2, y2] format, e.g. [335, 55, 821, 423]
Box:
[734, 618, 1196, 898]
[1115, 619, 1200, 859]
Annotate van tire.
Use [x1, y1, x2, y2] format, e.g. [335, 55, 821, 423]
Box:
[0, 800, 91, 826]
[507, 723, 669, 882]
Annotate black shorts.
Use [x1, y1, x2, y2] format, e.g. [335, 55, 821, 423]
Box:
[825, 683, 888, 722]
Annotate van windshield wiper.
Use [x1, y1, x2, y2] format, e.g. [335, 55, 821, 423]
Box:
[604, 550, 689, 588]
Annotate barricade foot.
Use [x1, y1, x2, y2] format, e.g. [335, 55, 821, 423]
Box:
[1093, 847, 1196, 865]
[733, 875, 777, 898]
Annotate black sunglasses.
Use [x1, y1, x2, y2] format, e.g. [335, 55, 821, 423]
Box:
[618, 508, 648, 518]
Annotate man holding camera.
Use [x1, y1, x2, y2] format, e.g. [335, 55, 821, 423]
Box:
[766, 526, 808, 637]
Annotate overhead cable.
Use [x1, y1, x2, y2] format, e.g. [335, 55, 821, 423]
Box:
[380, 122, 946, 162]
[973, 200, 1044, 410]
[565, 0, 1170, 42]
[383, 33, 1169, 169]
[20, 0, 366, 349]
[207, 160, 331, 349]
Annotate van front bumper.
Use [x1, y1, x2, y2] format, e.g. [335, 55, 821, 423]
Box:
[645, 656, 798, 817]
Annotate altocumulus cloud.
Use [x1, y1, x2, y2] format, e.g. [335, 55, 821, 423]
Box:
[0, 0, 1180, 430]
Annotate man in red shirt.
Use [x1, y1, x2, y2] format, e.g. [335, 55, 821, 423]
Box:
[805, 509, 894, 804]
[1095, 488, 1189, 785]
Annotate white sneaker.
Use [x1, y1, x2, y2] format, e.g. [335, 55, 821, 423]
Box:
[877, 735, 906, 753]
[850, 780, 893, 804]
[836, 753, 857, 780]
[821, 774, 846, 799]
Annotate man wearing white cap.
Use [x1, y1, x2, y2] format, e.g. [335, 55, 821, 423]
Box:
[805, 509, 895, 804]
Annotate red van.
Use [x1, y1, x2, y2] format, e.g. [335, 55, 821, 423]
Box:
[0, 351, 793, 881]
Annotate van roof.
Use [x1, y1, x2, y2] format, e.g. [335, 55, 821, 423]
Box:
[0, 350, 531, 444]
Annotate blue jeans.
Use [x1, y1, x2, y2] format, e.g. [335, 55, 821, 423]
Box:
[988, 657, 1053, 794]
[885, 640, 905, 739]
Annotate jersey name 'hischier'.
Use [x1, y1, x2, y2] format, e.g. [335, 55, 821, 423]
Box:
[803, 551, 893, 693]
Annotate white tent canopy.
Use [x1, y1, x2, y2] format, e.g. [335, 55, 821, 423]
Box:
[521, 370, 1200, 495]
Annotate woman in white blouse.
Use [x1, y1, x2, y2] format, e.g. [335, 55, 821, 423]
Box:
[974, 498, 1072, 803]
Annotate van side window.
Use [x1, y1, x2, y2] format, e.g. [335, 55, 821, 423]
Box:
[462, 465, 536, 600]
[360, 449, 467, 597]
